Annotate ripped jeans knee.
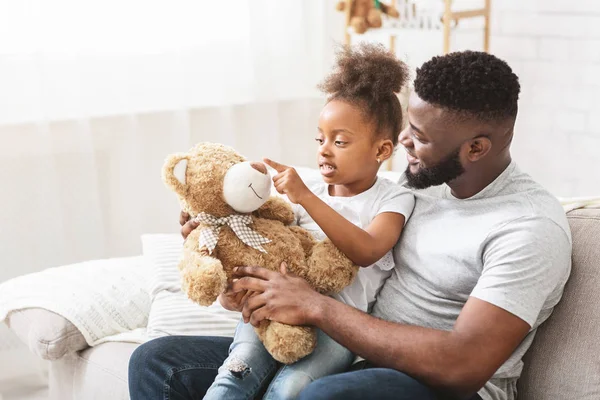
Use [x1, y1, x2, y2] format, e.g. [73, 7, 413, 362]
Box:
[223, 356, 252, 379]
[203, 341, 279, 400]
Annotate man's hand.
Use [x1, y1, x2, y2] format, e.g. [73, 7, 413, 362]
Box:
[179, 211, 199, 239]
[232, 263, 323, 327]
[263, 158, 313, 205]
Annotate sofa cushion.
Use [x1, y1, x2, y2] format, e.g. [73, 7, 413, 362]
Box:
[6, 308, 88, 360]
[517, 208, 600, 399]
[143, 234, 241, 339]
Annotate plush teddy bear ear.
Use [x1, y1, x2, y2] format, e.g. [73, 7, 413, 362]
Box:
[162, 153, 189, 195]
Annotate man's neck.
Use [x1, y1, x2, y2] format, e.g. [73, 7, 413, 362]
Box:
[448, 155, 512, 199]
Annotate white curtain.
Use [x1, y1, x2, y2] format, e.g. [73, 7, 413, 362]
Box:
[0, 0, 346, 281]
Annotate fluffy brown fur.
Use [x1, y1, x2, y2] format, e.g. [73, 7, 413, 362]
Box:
[162, 142, 358, 364]
[336, 0, 399, 34]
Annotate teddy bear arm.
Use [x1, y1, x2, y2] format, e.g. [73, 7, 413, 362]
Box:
[380, 2, 399, 18]
[179, 248, 227, 306]
[304, 238, 359, 295]
[254, 196, 295, 225]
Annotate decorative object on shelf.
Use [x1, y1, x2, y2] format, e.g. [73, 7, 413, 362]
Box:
[340, 0, 491, 55]
[336, 0, 400, 36]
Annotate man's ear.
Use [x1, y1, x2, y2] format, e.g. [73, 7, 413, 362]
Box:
[467, 136, 492, 162]
[162, 153, 189, 195]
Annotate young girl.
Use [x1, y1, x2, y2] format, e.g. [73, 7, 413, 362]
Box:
[204, 43, 414, 400]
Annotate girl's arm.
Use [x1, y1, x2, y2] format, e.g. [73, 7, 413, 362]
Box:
[263, 158, 407, 267]
[300, 193, 405, 266]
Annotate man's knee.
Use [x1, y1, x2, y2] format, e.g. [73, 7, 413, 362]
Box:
[129, 337, 172, 381]
[297, 376, 338, 400]
[298, 369, 439, 400]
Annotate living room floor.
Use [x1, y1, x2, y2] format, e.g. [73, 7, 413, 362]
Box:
[1, 375, 48, 400]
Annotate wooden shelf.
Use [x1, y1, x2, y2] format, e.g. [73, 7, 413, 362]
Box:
[342, 0, 492, 54]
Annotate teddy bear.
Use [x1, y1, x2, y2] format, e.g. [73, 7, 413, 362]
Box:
[336, 0, 400, 34]
[161, 142, 358, 364]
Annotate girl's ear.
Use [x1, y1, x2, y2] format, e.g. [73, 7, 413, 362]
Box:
[376, 139, 395, 162]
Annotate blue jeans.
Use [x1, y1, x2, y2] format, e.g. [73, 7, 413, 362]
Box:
[128, 335, 483, 400]
[203, 321, 355, 400]
[297, 364, 483, 400]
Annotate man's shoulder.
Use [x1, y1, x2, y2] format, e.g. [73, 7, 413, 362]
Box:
[501, 165, 571, 242]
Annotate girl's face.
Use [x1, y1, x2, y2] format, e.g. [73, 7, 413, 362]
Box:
[316, 100, 391, 192]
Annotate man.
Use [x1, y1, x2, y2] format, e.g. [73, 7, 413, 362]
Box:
[128, 51, 571, 400]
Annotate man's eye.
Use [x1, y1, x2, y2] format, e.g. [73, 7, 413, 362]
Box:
[411, 132, 425, 143]
[315, 138, 323, 144]
[335, 141, 347, 146]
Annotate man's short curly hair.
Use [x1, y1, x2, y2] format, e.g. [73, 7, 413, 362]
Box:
[414, 51, 520, 122]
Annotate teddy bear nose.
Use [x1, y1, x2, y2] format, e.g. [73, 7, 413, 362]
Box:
[250, 162, 267, 175]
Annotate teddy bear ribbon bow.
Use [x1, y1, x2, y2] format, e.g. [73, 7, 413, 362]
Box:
[194, 212, 271, 254]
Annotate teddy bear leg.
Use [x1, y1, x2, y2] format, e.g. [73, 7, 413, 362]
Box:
[259, 321, 317, 365]
[367, 9, 383, 28]
[179, 251, 227, 306]
[350, 16, 368, 34]
[305, 239, 359, 295]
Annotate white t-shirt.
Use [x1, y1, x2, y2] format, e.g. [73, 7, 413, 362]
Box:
[292, 176, 415, 312]
[373, 162, 572, 400]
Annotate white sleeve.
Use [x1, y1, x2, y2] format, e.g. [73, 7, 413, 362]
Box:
[377, 184, 415, 224]
[370, 183, 415, 271]
[471, 216, 572, 327]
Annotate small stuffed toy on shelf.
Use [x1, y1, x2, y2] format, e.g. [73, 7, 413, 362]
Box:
[336, 0, 400, 34]
[162, 142, 358, 364]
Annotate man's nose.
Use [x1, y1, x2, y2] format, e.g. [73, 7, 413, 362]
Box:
[398, 128, 413, 149]
[250, 162, 267, 174]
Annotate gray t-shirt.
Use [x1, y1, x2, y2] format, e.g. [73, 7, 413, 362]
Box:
[372, 161, 572, 400]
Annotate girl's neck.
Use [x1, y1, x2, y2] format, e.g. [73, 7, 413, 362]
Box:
[328, 175, 378, 197]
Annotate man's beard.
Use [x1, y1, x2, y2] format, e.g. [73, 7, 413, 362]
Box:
[405, 147, 465, 189]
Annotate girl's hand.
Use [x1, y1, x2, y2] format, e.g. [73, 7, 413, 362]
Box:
[218, 286, 255, 312]
[179, 211, 199, 239]
[263, 158, 313, 205]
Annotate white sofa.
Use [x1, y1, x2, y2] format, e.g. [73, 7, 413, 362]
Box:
[6, 257, 144, 400]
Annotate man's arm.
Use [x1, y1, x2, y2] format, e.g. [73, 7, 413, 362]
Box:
[313, 294, 529, 397]
[232, 265, 529, 398]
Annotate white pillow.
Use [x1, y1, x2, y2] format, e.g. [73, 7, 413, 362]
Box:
[142, 234, 241, 339]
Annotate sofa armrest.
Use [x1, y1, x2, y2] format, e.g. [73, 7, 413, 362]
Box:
[6, 308, 88, 360]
